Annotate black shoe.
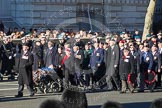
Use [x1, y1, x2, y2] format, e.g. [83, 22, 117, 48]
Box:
[29, 93, 34, 97]
[149, 90, 153, 93]
[130, 89, 135, 93]
[120, 91, 126, 94]
[107, 88, 113, 91]
[157, 84, 161, 87]
[131, 90, 134, 93]
[137, 90, 144, 93]
[15, 94, 23, 97]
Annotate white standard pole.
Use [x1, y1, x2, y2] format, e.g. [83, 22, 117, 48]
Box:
[87, 4, 93, 31]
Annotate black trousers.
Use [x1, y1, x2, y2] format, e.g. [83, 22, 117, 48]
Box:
[156, 71, 161, 86]
[139, 68, 147, 91]
[82, 69, 91, 87]
[64, 73, 76, 87]
[17, 84, 34, 95]
[1, 59, 12, 75]
[91, 67, 98, 85]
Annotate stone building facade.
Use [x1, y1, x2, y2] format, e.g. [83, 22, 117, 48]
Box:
[0, 0, 161, 32]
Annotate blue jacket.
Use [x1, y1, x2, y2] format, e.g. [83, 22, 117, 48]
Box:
[140, 51, 153, 70]
[90, 48, 104, 68]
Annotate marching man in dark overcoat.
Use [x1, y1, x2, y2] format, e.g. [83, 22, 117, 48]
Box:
[15, 43, 34, 97]
[106, 38, 120, 90]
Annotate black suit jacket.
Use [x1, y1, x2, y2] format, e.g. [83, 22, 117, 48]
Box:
[64, 55, 75, 75]
[119, 54, 134, 80]
[54, 53, 64, 67]
[152, 51, 161, 72]
[74, 50, 84, 72]
[44, 47, 57, 67]
[106, 45, 119, 76]
[130, 50, 140, 73]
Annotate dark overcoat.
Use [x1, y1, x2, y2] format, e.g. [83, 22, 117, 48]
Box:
[63, 55, 75, 84]
[32, 45, 43, 71]
[131, 50, 140, 73]
[64, 55, 75, 75]
[44, 47, 57, 67]
[106, 45, 119, 76]
[0, 43, 13, 73]
[18, 51, 34, 85]
[74, 50, 84, 72]
[82, 50, 92, 70]
[54, 52, 64, 79]
[152, 51, 161, 72]
[119, 54, 134, 80]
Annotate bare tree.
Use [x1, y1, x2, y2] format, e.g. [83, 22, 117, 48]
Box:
[142, 0, 157, 41]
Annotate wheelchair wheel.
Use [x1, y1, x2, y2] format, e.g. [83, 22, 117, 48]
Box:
[38, 79, 51, 94]
[44, 82, 51, 94]
[33, 87, 37, 93]
[38, 82, 45, 93]
[51, 81, 61, 93]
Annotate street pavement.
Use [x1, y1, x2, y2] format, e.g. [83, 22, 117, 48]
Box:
[0, 81, 162, 108]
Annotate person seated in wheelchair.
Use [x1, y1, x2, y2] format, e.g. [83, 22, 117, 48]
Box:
[37, 65, 63, 93]
[40, 65, 61, 83]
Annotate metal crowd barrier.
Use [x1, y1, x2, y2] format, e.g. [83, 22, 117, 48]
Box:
[0, 37, 105, 44]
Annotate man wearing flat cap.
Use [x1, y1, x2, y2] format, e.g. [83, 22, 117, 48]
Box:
[15, 43, 34, 97]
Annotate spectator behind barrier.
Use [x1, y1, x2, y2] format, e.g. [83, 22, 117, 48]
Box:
[61, 88, 88, 108]
[150, 98, 162, 108]
[101, 101, 122, 108]
[39, 99, 66, 108]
